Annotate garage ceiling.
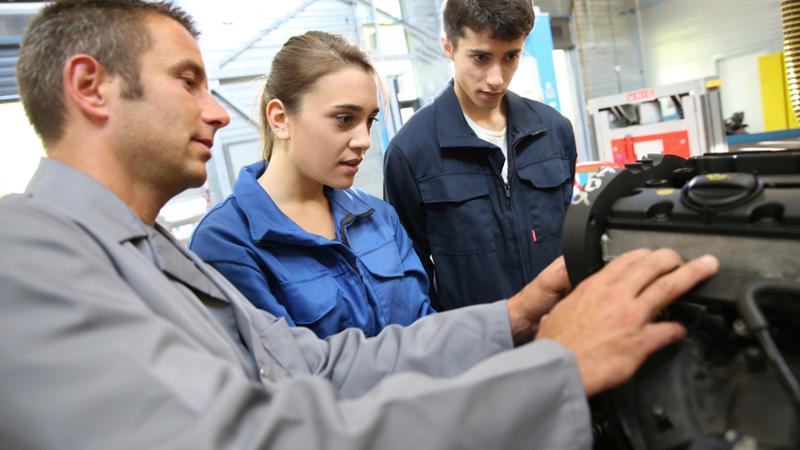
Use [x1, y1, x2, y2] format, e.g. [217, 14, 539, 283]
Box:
[535, 0, 574, 16]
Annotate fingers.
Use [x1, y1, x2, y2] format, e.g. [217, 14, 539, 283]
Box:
[544, 255, 567, 278]
[539, 249, 718, 397]
[619, 248, 683, 298]
[633, 321, 687, 362]
[536, 256, 572, 296]
[637, 254, 719, 320]
[593, 248, 653, 285]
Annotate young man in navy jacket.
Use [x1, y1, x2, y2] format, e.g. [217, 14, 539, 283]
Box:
[384, 0, 577, 310]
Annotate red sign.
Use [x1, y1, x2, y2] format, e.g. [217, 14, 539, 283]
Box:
[626, 88, 656, 103]
[610, 130, 691, 165]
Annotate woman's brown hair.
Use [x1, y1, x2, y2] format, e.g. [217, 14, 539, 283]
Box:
[259, 31, 377, 160]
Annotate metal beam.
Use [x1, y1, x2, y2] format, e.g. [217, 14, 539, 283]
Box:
[218, 0, 319, 69]
[336, 0, 442, 51]
[353, 0, 439, 41]
[211, 88, 259, 128]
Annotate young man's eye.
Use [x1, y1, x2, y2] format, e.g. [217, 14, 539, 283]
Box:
[505, 53, 519, 61]
[472, 54, 489, 63]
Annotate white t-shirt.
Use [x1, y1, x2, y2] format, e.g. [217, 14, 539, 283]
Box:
[463, 113, 509, 181]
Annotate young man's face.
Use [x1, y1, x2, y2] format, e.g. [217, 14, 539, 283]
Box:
[443, 27, 527, 115]
[111, 14, 230, 194]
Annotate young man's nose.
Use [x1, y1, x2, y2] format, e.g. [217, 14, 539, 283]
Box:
[485, 64, 504, 89]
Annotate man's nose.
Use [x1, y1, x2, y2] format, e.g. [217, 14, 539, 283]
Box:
[202, 92, 231, 130]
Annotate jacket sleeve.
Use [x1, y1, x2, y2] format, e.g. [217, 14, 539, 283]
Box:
[387, 203, 436, 317]
[0, 204, 591, 450]
[288, 327, 592, 450]
[190, 224, 296, 326]
[208, 259, 296, 326]
[383, 143, 440, 309]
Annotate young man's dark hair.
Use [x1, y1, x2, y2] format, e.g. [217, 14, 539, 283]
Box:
[442, 0, 535, 47]
[16, 0, 198, 144]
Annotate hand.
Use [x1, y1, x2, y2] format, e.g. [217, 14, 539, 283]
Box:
[507, 256, 572, 342]
[536, 248, 719, 397]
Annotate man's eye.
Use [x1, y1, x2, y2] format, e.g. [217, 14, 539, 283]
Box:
[472, 55, 489, 63]
[181, 76, 197, 87]
[505, 53, 519, 61]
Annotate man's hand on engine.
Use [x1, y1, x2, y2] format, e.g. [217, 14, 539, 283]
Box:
[535, 248, 718, 397]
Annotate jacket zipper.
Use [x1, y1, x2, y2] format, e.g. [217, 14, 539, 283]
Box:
[508, 128, 547, 283]
[338, 208, 385, 327]
[493, 129, 547, 200]
[512, 128, 547, 149]
[339, 209, 375, 249]
[338, 209, 375, 278]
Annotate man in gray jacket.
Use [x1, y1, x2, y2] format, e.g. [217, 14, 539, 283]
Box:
[0, 1, 718, 449]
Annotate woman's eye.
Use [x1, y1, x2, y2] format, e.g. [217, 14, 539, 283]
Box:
[367, 116, 379, 130]
[336, 115, 353, 125]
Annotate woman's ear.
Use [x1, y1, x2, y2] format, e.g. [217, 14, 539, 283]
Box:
[266, 99, 290, 141]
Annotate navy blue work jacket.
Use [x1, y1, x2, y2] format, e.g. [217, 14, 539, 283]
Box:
[190, 161, 435, 338]
[384, 81, 577, 310]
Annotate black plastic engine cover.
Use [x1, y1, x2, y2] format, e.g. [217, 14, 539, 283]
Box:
[563, 151, 800, 450]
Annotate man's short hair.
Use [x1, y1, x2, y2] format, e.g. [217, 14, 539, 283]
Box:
[442, 0, 535, 48]
[16, 0, 198, 144]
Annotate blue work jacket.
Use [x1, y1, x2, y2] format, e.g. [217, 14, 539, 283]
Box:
[384, 81, 577, 311]
[190, 161, 435, 338]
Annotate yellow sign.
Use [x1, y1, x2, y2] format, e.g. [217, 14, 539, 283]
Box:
[656, 189, 675, 196]
[706, 173, 730, 181]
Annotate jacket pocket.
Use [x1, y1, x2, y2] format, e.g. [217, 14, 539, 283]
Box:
[358, 240, 406, 324]
[359, 240, 404, 278]
[516, 158, 572, 242]
[418, 173, 496, 255]
[274, 272, 347, 327]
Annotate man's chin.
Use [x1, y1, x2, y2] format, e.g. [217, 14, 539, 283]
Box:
[188, 172, 207, 189]
[175, 169, 208, 192]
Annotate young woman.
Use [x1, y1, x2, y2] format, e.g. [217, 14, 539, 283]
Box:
[190, 31, 435, 338]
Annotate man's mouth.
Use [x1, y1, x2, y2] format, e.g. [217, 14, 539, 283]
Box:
[193, 138, 214, 148]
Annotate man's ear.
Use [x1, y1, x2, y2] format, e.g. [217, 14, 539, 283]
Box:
[62, 54, 114, 121]
[442, 35, 454, 60]
[266, 98, 290, 141]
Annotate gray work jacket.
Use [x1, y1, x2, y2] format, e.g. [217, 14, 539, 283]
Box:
[0, 158, 591, 450]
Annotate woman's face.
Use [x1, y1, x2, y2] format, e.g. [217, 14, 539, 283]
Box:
[283, 66, 380, 190]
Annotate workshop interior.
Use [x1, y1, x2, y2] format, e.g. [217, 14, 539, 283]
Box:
[2, 0, 799, 449]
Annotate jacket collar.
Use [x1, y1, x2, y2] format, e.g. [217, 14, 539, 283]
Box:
[25, 158, 151, 244]
[25, 158, 232, 303]
[232, 160, 373, 245]
[434, 80, 547, 151]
